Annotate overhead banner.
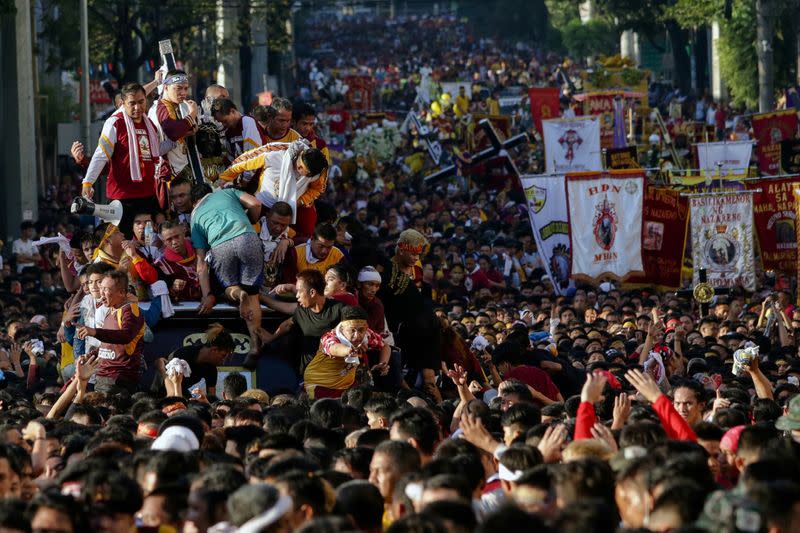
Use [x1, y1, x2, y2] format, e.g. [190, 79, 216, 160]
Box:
[781, 139, 800, 174]
[604, 146, 640, 169]
[690, 193, 756, 291]
[528, 87, 561, 134]
[747, 179, 800, 272]
[566, 171, 645, 282]
[520, 175, 573, 295]
[696, 140, 753, 176]
[626, 186, 689, 289]
[752, 110, 798, 175]
[543, 117, 602, 175]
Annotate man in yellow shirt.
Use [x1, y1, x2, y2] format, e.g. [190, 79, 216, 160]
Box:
[454, 86, 470, 118]
[254, 97, 302, 144]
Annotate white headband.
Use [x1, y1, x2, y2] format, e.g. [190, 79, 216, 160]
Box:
[498, 463, 523, 482]
[358, 268, 382, 283]
[236, 495, 293, 533]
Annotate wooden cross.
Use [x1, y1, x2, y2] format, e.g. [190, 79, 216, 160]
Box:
[424, 118, 529, 183]
[676, 268, 730, 317]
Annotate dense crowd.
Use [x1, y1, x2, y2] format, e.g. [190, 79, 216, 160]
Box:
[0, 10, 799, 533]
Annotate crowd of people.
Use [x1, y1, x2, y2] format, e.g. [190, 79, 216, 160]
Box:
[0, 9, 799, 533]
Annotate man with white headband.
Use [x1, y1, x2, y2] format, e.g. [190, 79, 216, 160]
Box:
[81, 83, 162, 237]
[148, 69, 200, 183]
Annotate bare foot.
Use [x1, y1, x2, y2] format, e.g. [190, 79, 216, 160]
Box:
[239, 293, 253, 321]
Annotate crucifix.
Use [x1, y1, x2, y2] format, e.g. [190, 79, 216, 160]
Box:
[424, 119, 529, 183]
[676, 268, 729, 317]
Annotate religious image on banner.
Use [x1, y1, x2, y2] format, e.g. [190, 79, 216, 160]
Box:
[747, 179, 800, 272]
[542, 117, 602, 174]
[626, 186, 689, 289]
[566, 171, 645, 281]
[752, 110, 798, 175]
[690, 193, 755, 290]
[696, 140, 753, 176]
[520, 175, 574, 295]
[528, 87, 561, 134]
[781, 139, 800, 174]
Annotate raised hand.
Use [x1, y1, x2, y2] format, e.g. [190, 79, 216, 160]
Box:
[537, 424, 568, 463]
[76, 354, 99, 382]
[611, 392, 631, 429]
[590, 423, 619, 453]
[580, 371, 608, 404]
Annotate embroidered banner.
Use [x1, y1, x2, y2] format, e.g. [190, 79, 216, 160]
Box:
[604, 146, 640, 169]
[695, 140, 753, 176]
[625, 186, 689, 289]
[752, 110, 798, 175]
[566, 171, 645, 281]
[690, 193, 755, 291]
[747, 178, 800, 272]
[528, 87, 561, 134]
[520, 174, 573, 295]
[542, 117, 602, 175]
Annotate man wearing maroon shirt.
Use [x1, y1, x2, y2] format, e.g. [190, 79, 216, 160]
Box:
[148, 70, 200, 183]
[76, 270, 145, 393]
[82, 83, 162, 236]
[469, 255, 507, 292]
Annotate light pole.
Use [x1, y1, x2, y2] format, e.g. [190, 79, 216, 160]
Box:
[80, 0, 90, 148]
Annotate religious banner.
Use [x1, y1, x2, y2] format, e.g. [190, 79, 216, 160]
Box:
[690, 193, 756, 291]
[542, 117, 602, 174]
[344, 75, 374, 111]
[696, 140, 753, 176]
[520, 175, 573, 295]
[781, 139, 800, 174]
[581, 92, 617, 148]
[528, 87, 561, 134]
[747, 178, 800, 272]
[626, 186, 689, 289]
[604, 146, 640, 169]
[566, 171, 645, 281]
[752, 110, 798, 175]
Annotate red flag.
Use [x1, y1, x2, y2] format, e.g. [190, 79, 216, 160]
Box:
[752, 110, 798, 175]
[747, 178, 800, 272]
[528, 87, 560, 134]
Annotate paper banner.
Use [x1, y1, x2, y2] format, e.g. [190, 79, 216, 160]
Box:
[752, 110, 798, 175]
[520, 174, 574, 295]
[690, 193, 756, 291]
[543, 117, 602, 175]
[747, 178, 800, 272]
[566, 170, 645, 282]
[625, 186, 689, 289]
[695, 140, 753, 176]
[528, 87, 561, 134]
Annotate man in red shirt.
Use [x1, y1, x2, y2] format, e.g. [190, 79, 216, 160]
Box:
[82, 83, 162, 237]
[76, 270, 145, 393]
[488, 341, 562, 407]
[469, 255, 507, 292]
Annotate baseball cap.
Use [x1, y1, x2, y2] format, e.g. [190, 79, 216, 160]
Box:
[152, 425, 200, 452]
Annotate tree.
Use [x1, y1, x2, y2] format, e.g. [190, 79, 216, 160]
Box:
[460, 0, 550, 44]
[562, 19, 619, 60]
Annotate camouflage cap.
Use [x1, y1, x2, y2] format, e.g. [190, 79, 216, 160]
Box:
[775, 394, 800, 431]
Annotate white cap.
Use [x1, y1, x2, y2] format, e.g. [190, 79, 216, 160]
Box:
[151, 425, 200, 452]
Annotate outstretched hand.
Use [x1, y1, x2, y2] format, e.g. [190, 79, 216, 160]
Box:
[625, 368, 663, 404]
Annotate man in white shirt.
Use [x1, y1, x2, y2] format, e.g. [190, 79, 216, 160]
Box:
[12, 221, 40, 273]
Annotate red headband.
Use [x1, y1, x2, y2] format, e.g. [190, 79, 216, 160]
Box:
[398, 241, 425, 254]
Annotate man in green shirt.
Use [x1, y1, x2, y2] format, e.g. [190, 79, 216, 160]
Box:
[190, 184, 265, 356]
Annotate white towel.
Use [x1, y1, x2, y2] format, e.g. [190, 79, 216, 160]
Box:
[119, 108, 161, 182]
[150, 280, 175, 318]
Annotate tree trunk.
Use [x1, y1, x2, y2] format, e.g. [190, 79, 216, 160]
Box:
[666, 20, 691, 94]
[756, 0, 776, 111]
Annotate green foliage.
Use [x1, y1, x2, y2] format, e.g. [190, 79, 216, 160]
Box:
[544, 0, 581, 31]
[717, 0, 757, 107]
[666, 0, 724, 28]
[0, 0, 14, 15]
[562, 19, 618, 59]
